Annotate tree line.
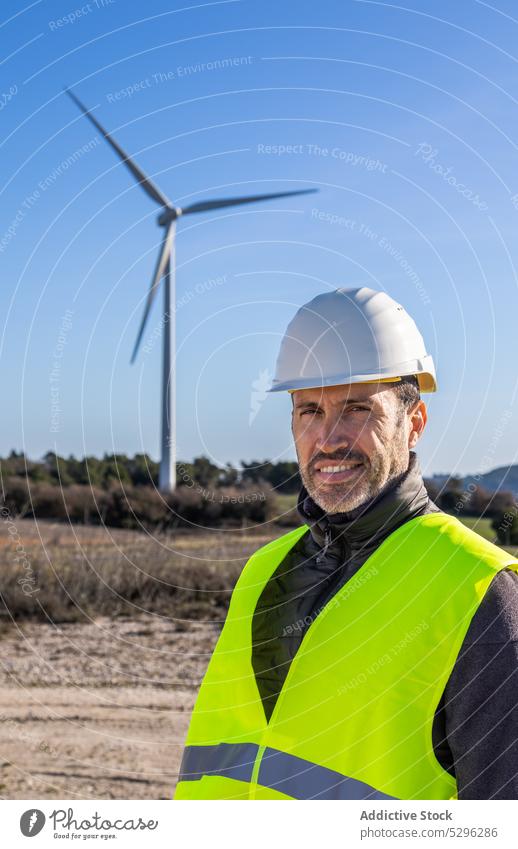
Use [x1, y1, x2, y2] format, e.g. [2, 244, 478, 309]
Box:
[1, 450, 517, 542]
[1, 451, 301, 492]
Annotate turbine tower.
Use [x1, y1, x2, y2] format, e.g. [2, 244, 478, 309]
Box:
[66, 88, 317, 492]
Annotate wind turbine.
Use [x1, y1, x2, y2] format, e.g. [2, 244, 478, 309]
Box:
[65, 88, 318, 492]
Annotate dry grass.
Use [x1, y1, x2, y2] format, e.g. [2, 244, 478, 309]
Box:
[0, 516, 283, 624]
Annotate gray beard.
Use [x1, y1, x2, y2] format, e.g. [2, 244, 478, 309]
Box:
[300, 450, 410, 518]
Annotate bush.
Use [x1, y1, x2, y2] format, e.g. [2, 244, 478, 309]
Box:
[1, 476, 31, 516]
[64, 485, 108, 524]
[492, 510, 518, 546]
[1, 480, 276, 531]
[167, 484, 275, 528]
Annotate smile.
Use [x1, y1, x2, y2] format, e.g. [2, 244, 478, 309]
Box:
[313, 462, 364, 482]
[318, 463, 362, 473]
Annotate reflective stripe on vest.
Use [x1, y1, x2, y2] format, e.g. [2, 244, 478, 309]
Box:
[174, 514, 518, 800]
[179, 743, 397, 799]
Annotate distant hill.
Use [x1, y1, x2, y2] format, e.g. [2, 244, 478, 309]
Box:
[430, 465, 518, 498]
[464, 466, 518, 498]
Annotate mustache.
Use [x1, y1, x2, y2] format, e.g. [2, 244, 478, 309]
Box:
[310, 451, 366, 471]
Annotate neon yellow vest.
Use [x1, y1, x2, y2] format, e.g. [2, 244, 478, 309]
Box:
[174, 513, 518, 800]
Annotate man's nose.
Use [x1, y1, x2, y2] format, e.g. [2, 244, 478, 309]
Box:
[315, 417, 352, 454]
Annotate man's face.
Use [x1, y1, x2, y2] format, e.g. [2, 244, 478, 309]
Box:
[291, 382, 426, 514]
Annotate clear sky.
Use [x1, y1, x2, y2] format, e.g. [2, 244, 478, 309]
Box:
[2, 0, 518, 477]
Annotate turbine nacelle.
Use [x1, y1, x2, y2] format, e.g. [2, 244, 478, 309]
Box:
[157, 207, 182, 226]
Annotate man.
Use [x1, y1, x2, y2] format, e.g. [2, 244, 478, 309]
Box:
[174, 287, 518, 800]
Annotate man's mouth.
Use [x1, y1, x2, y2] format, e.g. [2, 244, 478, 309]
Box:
[312, 460, 364, 483]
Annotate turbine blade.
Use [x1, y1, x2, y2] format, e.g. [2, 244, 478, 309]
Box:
[131, 224, 174, 363]
[65, 87, 171, 209]
[180, 188, 318, 216]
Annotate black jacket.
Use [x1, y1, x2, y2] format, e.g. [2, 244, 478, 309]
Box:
[251, 451, 518, 799]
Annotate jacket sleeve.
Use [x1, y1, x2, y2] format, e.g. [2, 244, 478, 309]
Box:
[442, 568, 518, 799]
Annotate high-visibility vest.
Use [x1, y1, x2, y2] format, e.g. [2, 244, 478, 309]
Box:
[174, 513, 518, 800]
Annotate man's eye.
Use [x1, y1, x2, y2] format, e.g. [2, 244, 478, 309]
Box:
[299, 406, 369, 416]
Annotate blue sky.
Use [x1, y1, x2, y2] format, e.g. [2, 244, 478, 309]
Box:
[2, 0, 518, 476]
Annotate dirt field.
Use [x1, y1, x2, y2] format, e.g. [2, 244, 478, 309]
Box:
[0, 615, 218, 798]
[0, 617, 218, 799]
[0, 517, 280, 799]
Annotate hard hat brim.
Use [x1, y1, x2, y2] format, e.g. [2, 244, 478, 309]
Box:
[268, 361, 437, 394]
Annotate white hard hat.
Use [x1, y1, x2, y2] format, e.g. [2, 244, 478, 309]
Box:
[268, 287, 437, 393]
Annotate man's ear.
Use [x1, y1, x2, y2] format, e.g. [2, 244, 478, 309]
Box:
[408, 400, 427, 449]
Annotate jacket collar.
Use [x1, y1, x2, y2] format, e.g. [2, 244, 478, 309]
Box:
[296, 450, 431, 553]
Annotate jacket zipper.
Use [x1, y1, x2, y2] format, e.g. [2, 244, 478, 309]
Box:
[316, 524, 333, 564]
